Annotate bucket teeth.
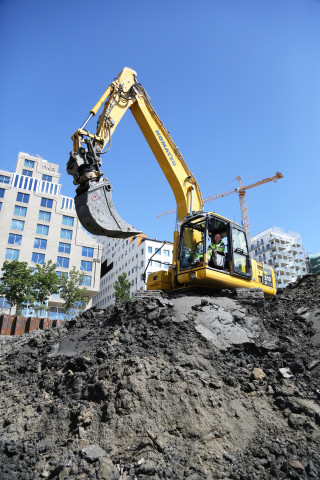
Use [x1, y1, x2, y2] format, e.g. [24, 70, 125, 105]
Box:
[74, 179, 141, 238]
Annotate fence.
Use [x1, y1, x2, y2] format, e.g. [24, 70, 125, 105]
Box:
[0, 315, 64, 336]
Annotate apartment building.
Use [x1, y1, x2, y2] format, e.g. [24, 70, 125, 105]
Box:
[92, 234, 173, 307]
[0, 152, 102, 317]
[250, 226, 307, 288]
[307, 253, 320, 274]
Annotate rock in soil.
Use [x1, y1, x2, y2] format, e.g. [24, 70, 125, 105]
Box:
[0, 273, 319, 479]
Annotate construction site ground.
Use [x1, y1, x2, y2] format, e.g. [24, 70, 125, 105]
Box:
[0, 273, 319, 479]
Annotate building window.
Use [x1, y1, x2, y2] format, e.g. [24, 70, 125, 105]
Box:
[5, 248, 19, 260]
[36, 224, 49, 235]
[82, 246, 94, 257]
[24, 159, 35, 168]
[62, 215, 74, 226]
[58, 242, 71, 254]
[148, 246, 152, 253]
[0, 297, 10, 309]
[60, 228, 72, 240]
[38, 210, 51, 221]
[34, 238, 47, 249]
[164, 249, 170, 256]
[0, 188, 5, 198]
[11, 219, 25, 231]
[0, 175, 10, 184]
[14, 205, 27, 217]
[141, 249, 144, 255]
[8, 233, 22, 245]
[32, 252, 45, 264]
[42, 174, 52, 182]
[40, 197, 53, 208]
[22, 169, 33, 177]
[0, 202, 2, 211]
[57, 256, 69, 268]
[80, 275, 91, 287]
[81, 260, 93, 272]
[16, 192, 30, 203]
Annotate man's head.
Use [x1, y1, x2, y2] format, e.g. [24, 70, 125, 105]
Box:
[214, 233, 222, 243]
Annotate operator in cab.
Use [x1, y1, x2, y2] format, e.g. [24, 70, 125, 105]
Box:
[208, 233, 225, 268]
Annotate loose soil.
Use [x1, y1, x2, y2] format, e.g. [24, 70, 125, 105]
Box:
[0, 273, 319, 479]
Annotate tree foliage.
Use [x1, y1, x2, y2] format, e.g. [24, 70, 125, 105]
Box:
[31, 260, 61, 311]
[0, 261, 34, 314]
[114, 273, 131, 303]
[59, 267, 89, 318]
[0, 261, 89, 318]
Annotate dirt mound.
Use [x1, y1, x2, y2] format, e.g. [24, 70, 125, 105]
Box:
[0, 274, 319, 479]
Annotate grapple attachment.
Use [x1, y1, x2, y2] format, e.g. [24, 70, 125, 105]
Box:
[75, 178, 142, 238]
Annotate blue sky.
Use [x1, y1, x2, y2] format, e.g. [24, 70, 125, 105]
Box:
[1, 0, 319, 253]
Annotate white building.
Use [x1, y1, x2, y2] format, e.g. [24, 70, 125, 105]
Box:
[92, 234, 173, 308]
[0, 152, 102, 318]
[250, 226, 307, 288]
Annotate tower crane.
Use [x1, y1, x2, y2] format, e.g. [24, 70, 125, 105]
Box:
[157, 172, 283, 240]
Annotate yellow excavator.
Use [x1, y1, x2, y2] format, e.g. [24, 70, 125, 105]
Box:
[67, 67, 276, 297]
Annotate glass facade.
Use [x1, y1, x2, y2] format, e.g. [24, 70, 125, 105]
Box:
[34, 238, 47, 249]
[60, 229, 72, 240]
[32, 252, 45, 264]
[11, 219, 25, 231]
[58, 242, 71, 254]
[14, 205, 27, 217]
[8, 233, 22, 245]
[42, 174, 52, 182]
[82, 246, 93, 257]
[16, 192, 30, 203]
[36, 224, 49, 235]
[57, 256, 69, 268]
[81, 260, 93, 272]
[62, 215, 74, 226]
[24, 159, 35, 168]
[38, 210, 51, 221]
[40, 197, 53, 208]
[5, 248, 19, 260]
[0, 175, 10, 184]
[80, 275, 92, 286]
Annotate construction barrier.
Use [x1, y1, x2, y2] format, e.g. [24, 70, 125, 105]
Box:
[0, 315, 64, 336]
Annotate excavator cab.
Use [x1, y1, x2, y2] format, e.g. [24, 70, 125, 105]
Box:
[68, 67, 276, 297]
[176, 213, 254, 289]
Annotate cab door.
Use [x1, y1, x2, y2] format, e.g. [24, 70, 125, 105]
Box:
[230, 226, 252, 279]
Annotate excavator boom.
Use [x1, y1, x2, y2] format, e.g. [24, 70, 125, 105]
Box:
[67, 68, 203, 238]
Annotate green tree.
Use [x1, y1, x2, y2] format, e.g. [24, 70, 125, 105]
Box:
[114, 272, 131, 303]
[0, 260, 34, 315]
[31, 261, 61, 316]
[59, 267, 89, 319]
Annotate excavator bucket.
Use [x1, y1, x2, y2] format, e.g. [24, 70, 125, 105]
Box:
[75, 178, 142, 238]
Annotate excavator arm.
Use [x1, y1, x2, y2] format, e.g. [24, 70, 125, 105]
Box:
[67, 67, 204, 238]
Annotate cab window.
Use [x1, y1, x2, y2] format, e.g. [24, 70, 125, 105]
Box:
[179, 218, 205, 270]
[232, 227, 251, 277]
